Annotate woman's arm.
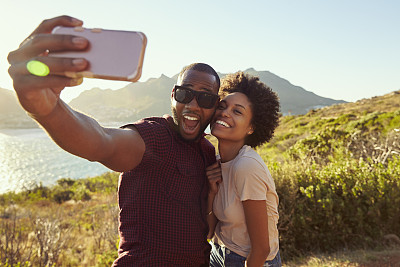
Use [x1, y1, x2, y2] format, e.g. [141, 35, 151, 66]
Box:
[206, 161, 222, 239]
[243, 200, 270, 267]
[206, 192, 218, 239]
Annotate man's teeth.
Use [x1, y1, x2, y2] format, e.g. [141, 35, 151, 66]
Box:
[184, 115, 198, 121]
[216, 120, 230, 127]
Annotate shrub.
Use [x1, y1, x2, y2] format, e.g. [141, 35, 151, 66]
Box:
[51, 188, 74, 204]
[72, 184, 91, 201]
[273, 156, 400, 258]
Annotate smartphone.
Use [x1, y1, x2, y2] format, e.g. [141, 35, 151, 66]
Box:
[49, 26, 147, 82]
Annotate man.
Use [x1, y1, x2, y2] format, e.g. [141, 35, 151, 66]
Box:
[8, 16, 220, 266]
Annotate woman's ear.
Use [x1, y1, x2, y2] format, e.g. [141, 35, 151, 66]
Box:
[247, 126, 254, 135]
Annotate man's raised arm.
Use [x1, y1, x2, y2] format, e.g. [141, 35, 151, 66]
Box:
[8, 16, 145, 172]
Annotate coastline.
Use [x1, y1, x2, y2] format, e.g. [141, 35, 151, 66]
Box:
[0, 128, 110, 194]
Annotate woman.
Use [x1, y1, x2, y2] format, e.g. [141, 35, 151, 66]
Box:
[206, 72, 281, 267]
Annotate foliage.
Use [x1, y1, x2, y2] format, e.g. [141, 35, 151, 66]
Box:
[273, 156, 400, 258]
[260, 102, 400, 259]
[95, 247, 118, 267]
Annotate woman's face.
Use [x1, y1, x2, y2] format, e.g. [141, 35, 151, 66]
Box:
[210, 92, 254, 144]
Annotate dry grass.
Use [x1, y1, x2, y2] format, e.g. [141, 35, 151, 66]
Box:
[284, 248, 400, 267]
[1, 192, 119, 266]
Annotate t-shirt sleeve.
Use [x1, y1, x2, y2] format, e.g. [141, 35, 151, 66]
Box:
[121, 118, 172, 160]
[233, 157, 268, 201]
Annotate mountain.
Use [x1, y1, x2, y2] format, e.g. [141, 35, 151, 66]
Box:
[0, 88, 19, 114]
[1, 69, 348, 128]
[69, 74, 175, 126]
[244, 68, 346, 115]
[0, 88, 36, 128]
[68, 69, 346, 124]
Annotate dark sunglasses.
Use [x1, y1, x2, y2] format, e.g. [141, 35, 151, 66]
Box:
[173, 85, 219, 109]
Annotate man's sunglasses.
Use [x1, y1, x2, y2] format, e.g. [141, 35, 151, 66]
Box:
[173, 85, 219, 109]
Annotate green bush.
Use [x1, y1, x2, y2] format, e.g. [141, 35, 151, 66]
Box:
[273, 150, 400, 259]
[83, 172, 119, 193]
[26, 184, 51, 202]
[72, 184, 91, 201]
[96, 250, 118, 267]
[51, 188, 74, 203]
[57, 178, 76, 187]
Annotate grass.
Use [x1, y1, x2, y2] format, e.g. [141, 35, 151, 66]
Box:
[284, 248, 400, 267]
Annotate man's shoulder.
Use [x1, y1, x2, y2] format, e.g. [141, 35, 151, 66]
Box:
[199, 134, 216, 164]
[199, 134, 215, 149]
[120, 115, 175, 146]
[122, 115, 171, 130]
[144, 115, 171, 124]
[135, 115, 170, 125]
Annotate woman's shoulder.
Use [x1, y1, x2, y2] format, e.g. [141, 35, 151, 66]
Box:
[235, 146, 264, 165]
[233, 146, 267, 174]
[232, 146, 274, 196]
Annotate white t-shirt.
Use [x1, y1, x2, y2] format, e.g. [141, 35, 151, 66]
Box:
[213, 145, 279, 260]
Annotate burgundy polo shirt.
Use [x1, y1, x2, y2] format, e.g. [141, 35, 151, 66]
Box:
[112, 115, 216, 266]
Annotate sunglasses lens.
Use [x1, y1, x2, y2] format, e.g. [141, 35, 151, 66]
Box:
[198, 93, 218, 109]
[175, 88, 193, 104]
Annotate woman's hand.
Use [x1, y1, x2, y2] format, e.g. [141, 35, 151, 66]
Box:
[206, 160, 222, 195]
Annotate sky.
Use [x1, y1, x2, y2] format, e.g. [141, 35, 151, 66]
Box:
[1, 0, 399, 103]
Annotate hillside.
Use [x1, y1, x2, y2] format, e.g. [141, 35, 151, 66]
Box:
[208, 89, 400, 153]
[257, 89, 400, 164]
[258, 89, 400, 261]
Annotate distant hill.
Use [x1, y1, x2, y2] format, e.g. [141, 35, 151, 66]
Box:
[68, 68, 346, 124]
[0, 88, 22, 114]
[0, 88, 36, 128]
[69, 74, 175, 125]
[244, 68, 346, 115]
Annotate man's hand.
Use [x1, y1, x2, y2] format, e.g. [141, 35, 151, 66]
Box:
[7, 15, 89, 117]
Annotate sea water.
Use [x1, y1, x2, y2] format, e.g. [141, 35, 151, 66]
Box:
[0, 128, 110, 194]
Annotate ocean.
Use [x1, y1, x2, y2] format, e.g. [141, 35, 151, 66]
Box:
[0, 128, 110, 194]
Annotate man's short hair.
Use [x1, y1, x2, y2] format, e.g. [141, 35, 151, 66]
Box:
[178, 63, 220, 89]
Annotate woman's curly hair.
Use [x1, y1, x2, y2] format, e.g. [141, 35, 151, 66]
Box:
[219, 72, 280, 148]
